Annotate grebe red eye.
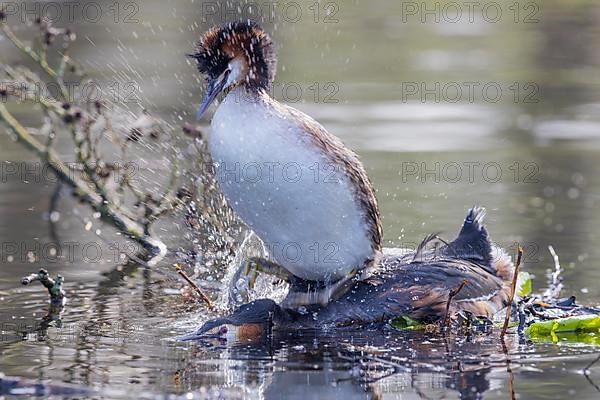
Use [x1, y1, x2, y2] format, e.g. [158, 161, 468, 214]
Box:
[219, 326, 228, 335]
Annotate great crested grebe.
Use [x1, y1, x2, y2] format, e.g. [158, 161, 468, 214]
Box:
[185, 21, 516, 341]
[190, 20, 382, 302]
[180, 207, 516, 342]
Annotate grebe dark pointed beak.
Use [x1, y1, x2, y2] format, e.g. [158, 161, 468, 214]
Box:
[176, 330, 205, 341]
[196, 69, 231, 120]
[176, 330, 223, 341]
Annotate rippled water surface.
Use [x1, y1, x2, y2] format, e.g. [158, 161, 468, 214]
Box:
[2, 0, 600, 398]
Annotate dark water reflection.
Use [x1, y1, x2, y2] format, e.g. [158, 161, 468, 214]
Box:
[2, 0, 600, 398]
[3, 277, 600, 400]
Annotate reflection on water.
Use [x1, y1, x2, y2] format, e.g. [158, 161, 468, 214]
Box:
[3, 275, 600, 399]
[2, 0, 600, 399]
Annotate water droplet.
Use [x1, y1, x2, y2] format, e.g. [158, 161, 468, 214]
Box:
[49, 211, 60, 222]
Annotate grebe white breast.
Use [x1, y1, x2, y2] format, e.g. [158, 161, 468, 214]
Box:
[191, 21, 382, 282]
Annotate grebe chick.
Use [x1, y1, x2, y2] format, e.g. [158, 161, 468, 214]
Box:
[190, 21, 382, 299]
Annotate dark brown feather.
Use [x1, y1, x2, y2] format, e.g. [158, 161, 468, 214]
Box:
[191, 21, 276, 90]
[281, 105, 383, 254]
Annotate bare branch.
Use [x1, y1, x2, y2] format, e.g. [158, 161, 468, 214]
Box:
[1, 21, 68, 100]
[0, 102, 165, 256]
[501, 246, 524, 338]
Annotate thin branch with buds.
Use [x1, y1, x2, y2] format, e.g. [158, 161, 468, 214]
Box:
[0, 17, 187, 260]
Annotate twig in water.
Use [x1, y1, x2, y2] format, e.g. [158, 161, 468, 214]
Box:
[443, 279, 468, 329]
[544, 245, 563, 301]
[21, 268, 65, 304]
[174, 264, 214, 310]
[501, 338, 517, 400]
[583, 354, 600, 393]
[501, 246, 523, 338]
[517, 299, 528, 335]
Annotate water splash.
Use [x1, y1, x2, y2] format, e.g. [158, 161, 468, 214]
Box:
[179, 139, 288, 311]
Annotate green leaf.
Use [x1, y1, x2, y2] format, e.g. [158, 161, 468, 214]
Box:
[516, 271, 532, 297]
[525, 315, 600, 343]
[529, 331, 600, 346]
[391, 315, 425, 330]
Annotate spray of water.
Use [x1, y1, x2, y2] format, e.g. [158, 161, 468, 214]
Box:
[179, 139, 288, 311]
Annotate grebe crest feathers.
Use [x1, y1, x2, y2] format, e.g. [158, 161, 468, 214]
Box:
[190, 20, 277, 91]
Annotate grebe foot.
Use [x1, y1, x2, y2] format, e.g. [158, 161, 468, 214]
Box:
[281, 269, 361, 308]
[228, 257, 292, 306]
[246, 257, 293, 281]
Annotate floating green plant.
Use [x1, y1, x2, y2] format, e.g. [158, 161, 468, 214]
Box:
[391, 315, 425, 330]
[525, 315, 600, 343]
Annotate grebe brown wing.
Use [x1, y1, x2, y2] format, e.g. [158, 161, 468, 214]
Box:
[356, 207, 514, 321]
[326, 258, 510, 325]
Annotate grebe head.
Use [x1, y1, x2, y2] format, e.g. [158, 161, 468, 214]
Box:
[178, 299, 281, 343]
[190, 20, 277, 119]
